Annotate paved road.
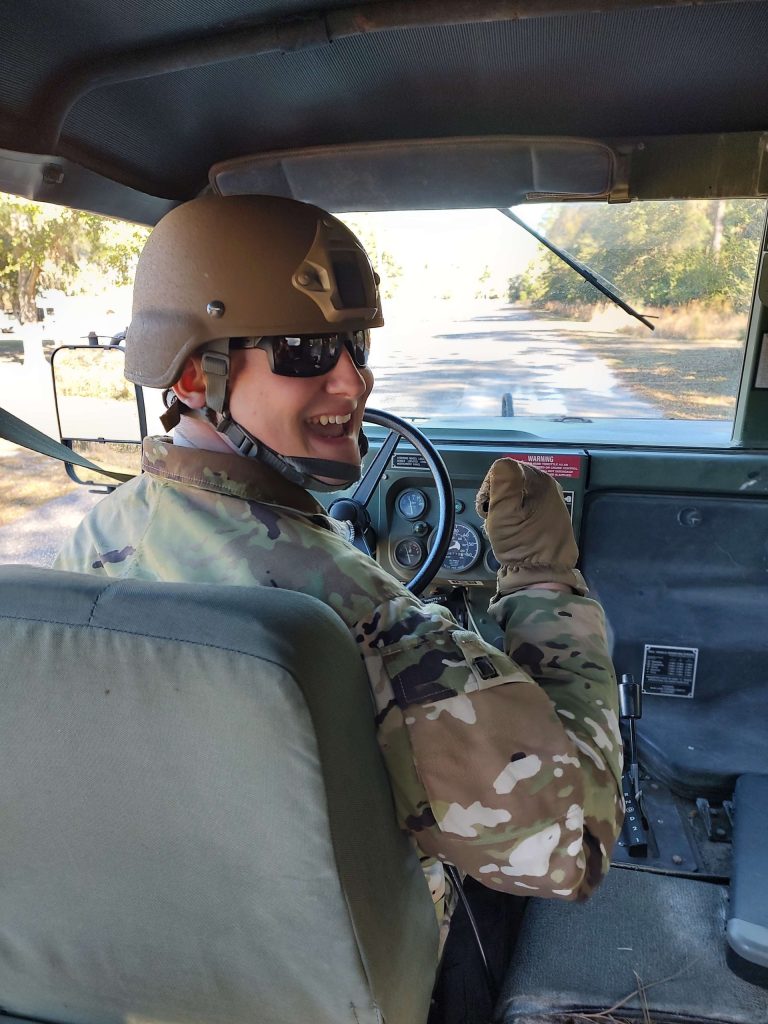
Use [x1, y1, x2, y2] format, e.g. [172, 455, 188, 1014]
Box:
[371, 302, 657, 419]
[0, 488, 102, 568]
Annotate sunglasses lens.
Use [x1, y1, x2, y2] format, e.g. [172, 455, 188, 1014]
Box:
[267, 336, 334, 376]
[350, 330, 371, 368]
[268, 332, 369, 376]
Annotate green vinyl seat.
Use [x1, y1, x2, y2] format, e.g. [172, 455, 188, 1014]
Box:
[0, 565, 438, 1024]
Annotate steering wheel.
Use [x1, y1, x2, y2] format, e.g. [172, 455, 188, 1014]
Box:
[328, 408, 455, 596]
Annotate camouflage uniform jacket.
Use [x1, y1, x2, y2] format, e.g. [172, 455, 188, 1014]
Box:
[56, 437, 623, 906]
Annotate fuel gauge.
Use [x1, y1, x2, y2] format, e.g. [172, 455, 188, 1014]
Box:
[394, 538, 425, 569]
[397, 488, 428, 520]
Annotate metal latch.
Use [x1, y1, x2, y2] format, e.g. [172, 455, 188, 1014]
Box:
[696, 797, 734, 842]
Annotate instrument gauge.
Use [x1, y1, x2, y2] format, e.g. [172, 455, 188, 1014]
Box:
[397, 488, 427, 520]
[394, 538, 425, 569]
[432, 522, 482, 574]
[485, 549, 501, 573]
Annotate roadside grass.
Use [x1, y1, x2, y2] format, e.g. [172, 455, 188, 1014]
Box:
[0, 441, 79, 528]
[581, 334, 743, 420]
[537, 301, 747, 420]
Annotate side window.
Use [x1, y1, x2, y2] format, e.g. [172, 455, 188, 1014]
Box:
[0, 192, 149, 566]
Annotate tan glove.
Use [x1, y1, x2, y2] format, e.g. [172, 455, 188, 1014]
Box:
[475, 458, 587, 595]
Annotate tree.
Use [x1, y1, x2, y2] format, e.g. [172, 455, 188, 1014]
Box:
[0, 194, 149, 323]
[475, 265, 492, 299]
[519, 199, 765, 312]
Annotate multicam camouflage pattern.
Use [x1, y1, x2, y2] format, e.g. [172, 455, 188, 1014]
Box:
[56, 437, 624, 915]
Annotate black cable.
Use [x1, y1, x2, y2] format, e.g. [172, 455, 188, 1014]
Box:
[445, 864, 498, 1006]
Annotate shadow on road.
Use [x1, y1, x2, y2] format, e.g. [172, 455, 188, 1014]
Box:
[373, 302, 741, 420]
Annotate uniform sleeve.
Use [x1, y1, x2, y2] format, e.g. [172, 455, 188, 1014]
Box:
[54, 518, 134, 576]
[357, 587, 623, 901]
[54, 525, 102, 573]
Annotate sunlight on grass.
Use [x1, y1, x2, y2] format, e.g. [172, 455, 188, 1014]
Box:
[592, 333, 742, 419]
[0, 441, 78, 527]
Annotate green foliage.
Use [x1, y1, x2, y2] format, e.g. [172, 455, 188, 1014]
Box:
[0, 194, 149, 322]
[507, 270, 539, 303]
[475, 264, 499, 300]
[520, 199, 765, 314]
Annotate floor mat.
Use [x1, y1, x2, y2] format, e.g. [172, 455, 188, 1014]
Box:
[495, 866, 768, 1023]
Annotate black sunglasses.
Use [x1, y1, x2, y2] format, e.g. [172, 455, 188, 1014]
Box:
[230, 331, 370, 378]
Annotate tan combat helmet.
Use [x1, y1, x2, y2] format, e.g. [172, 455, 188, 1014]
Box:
[126, 193, 382, 389]
[125, 194, 383, 490]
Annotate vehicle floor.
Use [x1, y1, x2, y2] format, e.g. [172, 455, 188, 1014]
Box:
[430, 775, 768, 1024]
[429, 877, 527, 1024]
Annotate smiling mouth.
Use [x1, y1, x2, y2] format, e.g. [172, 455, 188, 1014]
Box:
[305, 412, 354, 440]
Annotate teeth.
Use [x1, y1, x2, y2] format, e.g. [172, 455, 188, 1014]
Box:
[307, 413, 352, 426]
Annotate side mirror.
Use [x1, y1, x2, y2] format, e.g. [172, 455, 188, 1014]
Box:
[50, 344, 149, 486]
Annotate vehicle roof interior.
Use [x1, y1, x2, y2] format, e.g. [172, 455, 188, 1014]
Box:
[2, 0, 768, 221]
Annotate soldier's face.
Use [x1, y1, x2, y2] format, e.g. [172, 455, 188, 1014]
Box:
[227, 346, 373, 479]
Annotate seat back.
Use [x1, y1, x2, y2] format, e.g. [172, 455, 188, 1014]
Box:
[0, 566, 437, 1024]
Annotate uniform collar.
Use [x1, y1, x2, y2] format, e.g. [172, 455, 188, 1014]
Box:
[141, 436, 328, 515]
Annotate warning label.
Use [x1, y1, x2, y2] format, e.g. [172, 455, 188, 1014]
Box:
[642, 644, 698, 698]
[392, 453, 428, 469]
[505, 453, 582, 479]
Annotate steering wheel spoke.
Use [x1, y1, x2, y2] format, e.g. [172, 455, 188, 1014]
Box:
[348, 428, 401, 507]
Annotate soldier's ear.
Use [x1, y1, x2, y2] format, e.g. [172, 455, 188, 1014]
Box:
[172, 356, 206, 409]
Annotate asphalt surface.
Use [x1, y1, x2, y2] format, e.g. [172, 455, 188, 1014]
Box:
[371, 303, 658, 419]
[0, 488, 103, 567]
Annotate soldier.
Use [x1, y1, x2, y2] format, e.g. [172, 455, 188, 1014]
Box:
[55, 195, 623, 934]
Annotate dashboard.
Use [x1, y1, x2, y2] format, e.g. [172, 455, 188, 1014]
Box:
[363, 440, 589, 641]
[372, 444, 587, 590]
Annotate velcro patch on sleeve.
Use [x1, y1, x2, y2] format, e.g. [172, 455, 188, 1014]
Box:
[384, 644, 458, 708]
[380, 628, 533, 709]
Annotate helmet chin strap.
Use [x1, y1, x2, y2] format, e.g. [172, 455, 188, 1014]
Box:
[217, 416, 361, 492]
[200, 339, 361, 494]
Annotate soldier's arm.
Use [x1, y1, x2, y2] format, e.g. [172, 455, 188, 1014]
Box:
[493, 586, 624, 892]
[54, 527, 101, 573]
[359, 586, 623, 901]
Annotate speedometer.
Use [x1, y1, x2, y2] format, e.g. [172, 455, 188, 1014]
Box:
[434, 522, 482, 574]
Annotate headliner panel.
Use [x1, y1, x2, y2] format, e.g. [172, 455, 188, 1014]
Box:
[1, 1, 767, 216]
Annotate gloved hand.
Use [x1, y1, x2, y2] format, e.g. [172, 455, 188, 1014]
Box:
[475, 458, 587, 595]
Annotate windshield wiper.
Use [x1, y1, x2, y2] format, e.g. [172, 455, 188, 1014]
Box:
[498, 207, 656, 332]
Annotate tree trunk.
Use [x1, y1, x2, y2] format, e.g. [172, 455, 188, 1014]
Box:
[17, 265, 41, 323]
[711, 199, 726, 256]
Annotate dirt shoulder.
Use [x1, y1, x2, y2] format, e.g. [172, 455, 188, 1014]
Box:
[0, 441, 79, 528]
[534, 302, 745, 420]
[589, 334, 742, 420]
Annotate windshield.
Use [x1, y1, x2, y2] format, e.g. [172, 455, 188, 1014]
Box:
[0, 193, 764, 450]
[339, 200, 766, 440]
